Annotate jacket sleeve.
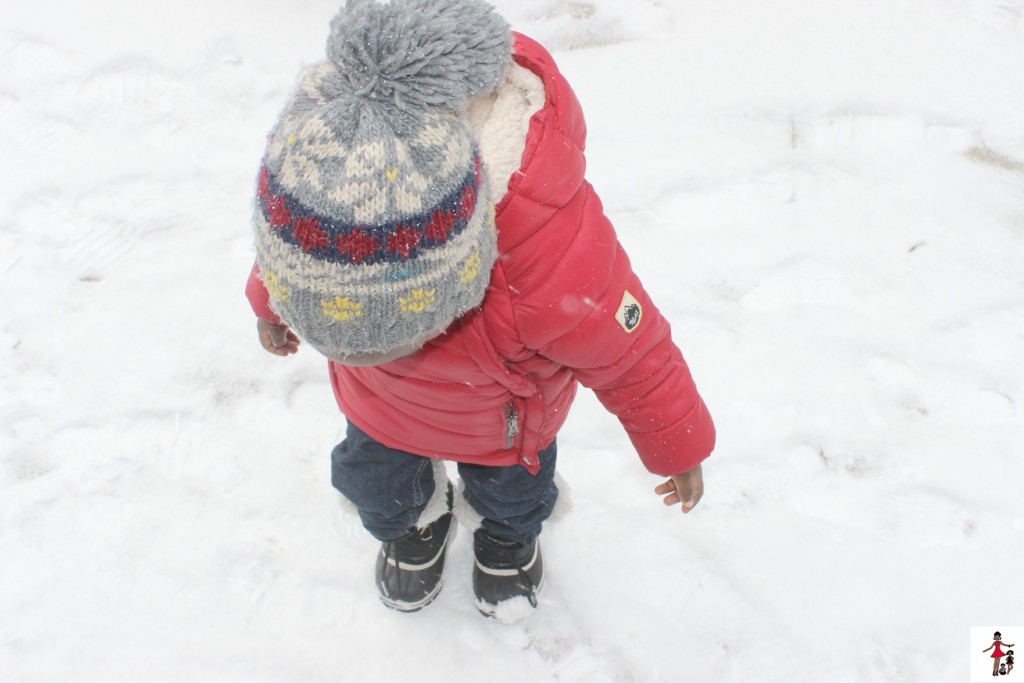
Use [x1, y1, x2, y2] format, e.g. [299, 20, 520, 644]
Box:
[245, 262, 283, 324]
[509, 184, 715, 476]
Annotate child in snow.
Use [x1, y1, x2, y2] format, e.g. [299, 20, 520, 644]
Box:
[246, 0, 715, 621]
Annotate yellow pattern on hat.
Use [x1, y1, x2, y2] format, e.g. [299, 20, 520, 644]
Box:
[459, 251, 481, 284]
[321, 296, 363, 321]
[264, 270, 289, 303]
[399, 289, 436, 313]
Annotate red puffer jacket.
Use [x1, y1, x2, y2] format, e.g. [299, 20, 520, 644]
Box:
[247, 34, 715, 477]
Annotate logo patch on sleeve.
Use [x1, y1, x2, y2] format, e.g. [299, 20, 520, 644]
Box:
[615, 290, 642, 333]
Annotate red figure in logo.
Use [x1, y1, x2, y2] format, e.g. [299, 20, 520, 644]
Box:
[983, 632, 1015, 677]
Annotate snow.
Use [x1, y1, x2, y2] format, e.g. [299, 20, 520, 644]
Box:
[3, 0, 1024, 681]
[477, 593, 542, 626]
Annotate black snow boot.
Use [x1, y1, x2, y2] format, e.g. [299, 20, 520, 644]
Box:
[473, 528, 544, 622]
[375, 491, 455, 613]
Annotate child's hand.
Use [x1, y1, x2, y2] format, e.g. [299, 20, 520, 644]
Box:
[655, 465, 704, 513]
[257, 319, 300, 356]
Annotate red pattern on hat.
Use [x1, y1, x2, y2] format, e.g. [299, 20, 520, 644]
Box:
[425, 209, 455, 244]
[267, 196, 292, 230]
[293, 216, 328, 252]
[457, 185, 476, 221]
[386, 225, 421, 259]
[340, 230, 380, 265]
[257, 167, 270, 200]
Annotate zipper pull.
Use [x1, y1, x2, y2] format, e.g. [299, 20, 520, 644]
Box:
[504, 402, 519, 449]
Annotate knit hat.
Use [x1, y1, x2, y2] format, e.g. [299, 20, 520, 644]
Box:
[253, 0, 512, 359]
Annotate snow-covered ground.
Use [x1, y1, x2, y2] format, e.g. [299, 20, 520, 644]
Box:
[3, 0, 1024, 681]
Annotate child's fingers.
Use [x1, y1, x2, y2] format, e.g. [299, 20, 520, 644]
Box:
[259, 331, 298, 356]
[654, 480, 676, 496]
[264, 340, 291, 356]
[259, 332, 276, 352]
[257, 320, 301, 356]
[271, 332, 298, 351]
[655, 470, 703, 513]
[268, 325, 289, 347]
[275, 339, 300, 355]
[655, 479, 681, 506]
[676, 477, 703, 513]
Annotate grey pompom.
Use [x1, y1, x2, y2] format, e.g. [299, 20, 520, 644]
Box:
[325, 0, 513, 113]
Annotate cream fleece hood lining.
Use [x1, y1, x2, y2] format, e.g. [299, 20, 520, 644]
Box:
[466, 62, 545, 204]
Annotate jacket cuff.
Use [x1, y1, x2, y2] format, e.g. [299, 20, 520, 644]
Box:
[245, 263, 282, 324]
[626, 396, 716, 476]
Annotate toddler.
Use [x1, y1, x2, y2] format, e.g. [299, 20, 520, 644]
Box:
[246, 0, 716, 622]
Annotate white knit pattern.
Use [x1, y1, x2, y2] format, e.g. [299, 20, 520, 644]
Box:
[269, 107, 473, 225]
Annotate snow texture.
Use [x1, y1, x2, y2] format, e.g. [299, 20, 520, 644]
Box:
[478, 594, 542, 626]
[3, 0, 1024, 681]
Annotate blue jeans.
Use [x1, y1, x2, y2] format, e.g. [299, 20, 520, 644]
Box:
[331, 421, 557, 546]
